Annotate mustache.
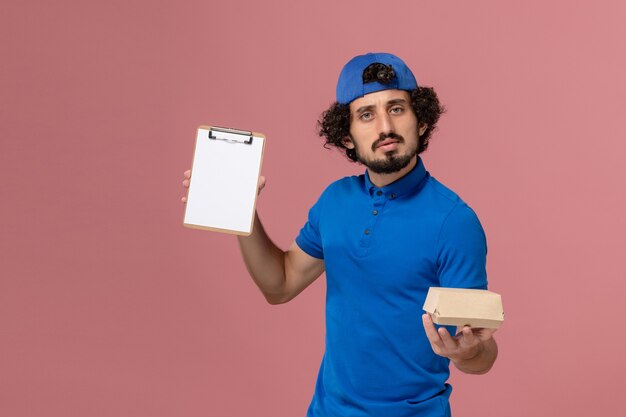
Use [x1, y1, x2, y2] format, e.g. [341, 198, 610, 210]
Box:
[371, 132, 404, 151]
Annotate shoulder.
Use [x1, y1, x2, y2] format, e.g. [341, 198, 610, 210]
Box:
[424, 175, 463, 207]
[421, 175, 484, 237]
[305, 174, 364, 220]
[318, 174, 365, 201]
[425, 175, 478, 212]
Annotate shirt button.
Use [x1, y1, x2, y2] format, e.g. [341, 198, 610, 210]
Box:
[364, 229, 370, 235]
[376, 191, 383, 196]
[372, 210, 378, 215]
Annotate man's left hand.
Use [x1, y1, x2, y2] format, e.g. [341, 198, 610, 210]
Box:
[422, 313, 497, 374]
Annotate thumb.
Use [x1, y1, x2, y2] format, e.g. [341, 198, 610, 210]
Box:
[258, 176, 266, 194]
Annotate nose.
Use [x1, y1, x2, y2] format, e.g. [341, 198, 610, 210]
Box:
[377, 111, 394, 136]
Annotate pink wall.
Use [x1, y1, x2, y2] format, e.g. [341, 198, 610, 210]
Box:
[2, 1, 625, 416]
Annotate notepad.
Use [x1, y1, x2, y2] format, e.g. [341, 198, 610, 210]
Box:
[183, 126, 265, 235]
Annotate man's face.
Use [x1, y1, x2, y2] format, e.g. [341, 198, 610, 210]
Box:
[344, 89, 425, 174]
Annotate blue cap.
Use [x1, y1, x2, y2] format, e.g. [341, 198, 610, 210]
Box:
[336, 52, 418, 105]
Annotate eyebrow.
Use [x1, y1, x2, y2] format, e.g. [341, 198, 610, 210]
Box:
[387, 98, 408, 106]
[355, 105, 375, 114]
[354, 98, 408, 114]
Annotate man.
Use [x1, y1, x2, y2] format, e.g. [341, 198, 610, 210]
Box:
[182, 52, 497, 417]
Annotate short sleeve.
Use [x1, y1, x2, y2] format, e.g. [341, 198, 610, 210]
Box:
[295, 194, 325, 259]
[436, 203, 488, 290]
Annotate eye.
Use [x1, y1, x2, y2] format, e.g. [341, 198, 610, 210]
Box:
[359, 111, 373, 121]
[390, 106, 404, 114]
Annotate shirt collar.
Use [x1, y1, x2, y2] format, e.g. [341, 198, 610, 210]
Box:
[364, 157, 428, 199]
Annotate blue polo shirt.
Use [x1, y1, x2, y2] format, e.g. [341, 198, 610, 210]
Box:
[296, 158, 488, 417]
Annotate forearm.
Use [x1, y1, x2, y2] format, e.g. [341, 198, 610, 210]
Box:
[237, 213, 288, 303]
[452, 337, 498, 375]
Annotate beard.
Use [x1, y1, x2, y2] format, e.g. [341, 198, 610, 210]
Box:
[353, 132, 418, 174]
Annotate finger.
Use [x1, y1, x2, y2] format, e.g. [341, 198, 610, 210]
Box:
[438, 326, 458, 350]
[181, 196, 187, 204]
[184, 170, 191, 178]
[459, 326, 476, 347]
[257, 176, 266, 196]
[183, 179, 190, 188]
[422, 314, 445, 350]
[473, 327, 496, 342]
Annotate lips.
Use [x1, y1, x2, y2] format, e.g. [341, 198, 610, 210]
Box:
[376, 138, 400, 148]
[371, 134, 405, 152]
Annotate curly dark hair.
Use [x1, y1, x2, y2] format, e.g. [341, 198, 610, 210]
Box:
[317, 86, 445, 162]
[362, 63, 396, 84]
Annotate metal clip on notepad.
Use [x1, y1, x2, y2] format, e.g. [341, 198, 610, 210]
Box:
[209, 126, 253, 144]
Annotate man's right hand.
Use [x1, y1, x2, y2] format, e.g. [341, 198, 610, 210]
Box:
[181, 169, 267, 203]
[181, 168, 322, 304]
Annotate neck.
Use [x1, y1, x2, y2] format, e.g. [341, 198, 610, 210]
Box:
[367, 156, 418, 187]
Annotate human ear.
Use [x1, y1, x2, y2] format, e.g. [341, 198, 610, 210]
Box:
[342, 137, 355, 149]
[418, 123, 428, 137]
